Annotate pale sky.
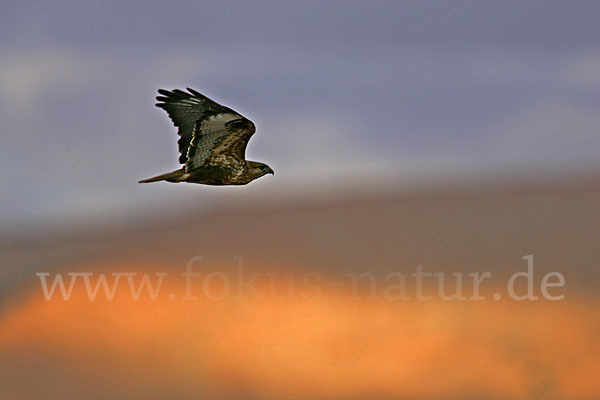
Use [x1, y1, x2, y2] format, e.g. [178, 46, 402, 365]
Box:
[1, 0, 600, 226]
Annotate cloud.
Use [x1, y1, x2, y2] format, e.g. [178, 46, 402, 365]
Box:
[0, 49, 107, 109]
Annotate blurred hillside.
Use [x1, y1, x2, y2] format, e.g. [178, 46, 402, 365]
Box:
[3, 179, 599, 297]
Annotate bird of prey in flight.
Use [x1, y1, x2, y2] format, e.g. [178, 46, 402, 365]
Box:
[139, 88, 273, 185]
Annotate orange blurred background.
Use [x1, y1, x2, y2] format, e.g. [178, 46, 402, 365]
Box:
[2, 183, 599, 399]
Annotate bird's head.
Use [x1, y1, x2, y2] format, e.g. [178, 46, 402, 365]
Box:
[247, 161, 274, 181]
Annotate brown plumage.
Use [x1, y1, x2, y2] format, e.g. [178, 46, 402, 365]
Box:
[139, 88, 273, 185]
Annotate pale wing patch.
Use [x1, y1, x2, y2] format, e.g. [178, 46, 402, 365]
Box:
[202, 113, 241, 132]
[185, 113, 245, 171]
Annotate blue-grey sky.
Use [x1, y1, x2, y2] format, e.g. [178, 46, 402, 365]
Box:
[1, 0, 600, 226]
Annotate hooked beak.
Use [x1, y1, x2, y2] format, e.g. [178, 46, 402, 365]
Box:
[267, 167, 275, 175]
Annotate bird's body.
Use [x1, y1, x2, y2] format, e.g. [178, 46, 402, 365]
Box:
[139, 88, 273, 185]
[139, 161, 271, 185]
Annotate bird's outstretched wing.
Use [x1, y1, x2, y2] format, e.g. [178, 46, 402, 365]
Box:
[155, 88, 255, 171]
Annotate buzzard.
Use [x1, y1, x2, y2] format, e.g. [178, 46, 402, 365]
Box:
[139, 88, 273, 185]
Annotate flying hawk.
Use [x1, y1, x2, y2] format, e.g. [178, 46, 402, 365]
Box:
[139, 88, 273, 185]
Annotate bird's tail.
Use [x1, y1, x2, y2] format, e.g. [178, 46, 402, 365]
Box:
[138, 169, 185, 183]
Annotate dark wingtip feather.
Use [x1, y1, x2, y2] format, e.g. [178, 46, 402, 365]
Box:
[187, 87, 203, 97]
[157, 88, 172, 96]
[172, 89, 189, 97]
